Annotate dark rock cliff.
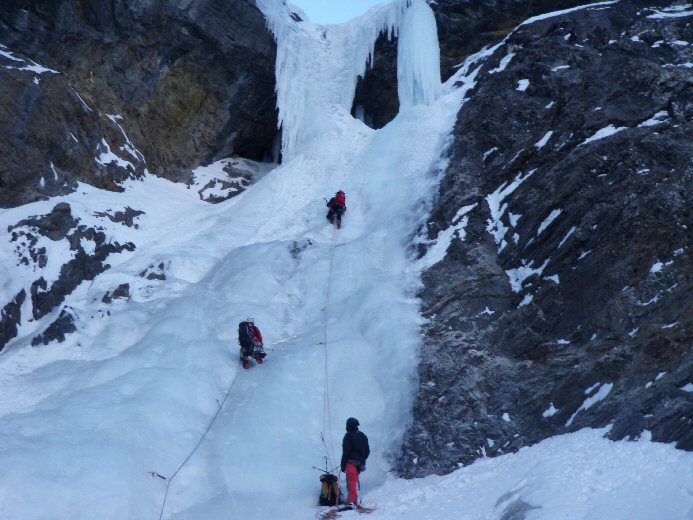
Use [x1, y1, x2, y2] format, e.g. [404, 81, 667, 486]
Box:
[0, 0, 278, 208]
[353, 0, 599, 128]
[0, 0, 278, 351]
[398, 0, 693, 477]
[433, 0, 606, 80]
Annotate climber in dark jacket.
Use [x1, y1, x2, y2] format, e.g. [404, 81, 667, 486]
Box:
[326, 190, 347, 229]
[340, 417, 370, 507]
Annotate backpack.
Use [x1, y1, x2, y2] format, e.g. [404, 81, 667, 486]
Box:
[334, 191, 346, 207]
[238, 322, 252, 346]
[319, 473, 341, 506]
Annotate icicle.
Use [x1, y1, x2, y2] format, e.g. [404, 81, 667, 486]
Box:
[397, 0, 442, 108]
[254, 0, 440, 159]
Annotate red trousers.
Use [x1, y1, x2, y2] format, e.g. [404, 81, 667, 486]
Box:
[345, 462, 359, 504]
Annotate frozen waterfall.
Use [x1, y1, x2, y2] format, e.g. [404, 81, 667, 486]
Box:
[397, 0, 442, 108]
[256, 0, 442, 159]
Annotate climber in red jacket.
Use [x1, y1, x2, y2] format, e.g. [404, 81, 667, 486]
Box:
[326, 190, 347, 229]
[238, 319, 266, 369]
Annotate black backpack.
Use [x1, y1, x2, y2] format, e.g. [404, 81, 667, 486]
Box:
[319, 473, 341, 506]
[238, 322, 252, 345]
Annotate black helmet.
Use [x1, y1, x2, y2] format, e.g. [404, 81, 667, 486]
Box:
[346, 417, 359, 431]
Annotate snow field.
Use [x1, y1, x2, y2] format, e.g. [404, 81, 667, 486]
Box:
[364, 429, 693, 520]
[1, 0, 692, 519]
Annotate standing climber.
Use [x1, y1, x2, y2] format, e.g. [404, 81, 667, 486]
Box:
[340, 417, 370, 508]
[326, 190, 347, 229]
[238, 318, 266, 369]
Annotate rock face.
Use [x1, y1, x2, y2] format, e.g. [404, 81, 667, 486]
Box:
[6, 202, 136, 349]
[433, 0, 602, 80]
[0, 0, 278, 208]
[352, 0, 598, 129]
[352, 34, 399, 129]
[398, 0, 693, 477]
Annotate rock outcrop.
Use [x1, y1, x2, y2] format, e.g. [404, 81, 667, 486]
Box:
[0, 0, 278, 208]
[0, 0, 279, 350]
[398, 0, 693, 477]
[352, 0, 597, 129]
[5, 202, 136, 350]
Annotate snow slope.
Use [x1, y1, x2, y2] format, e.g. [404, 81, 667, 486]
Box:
[0, 1, 692, 519]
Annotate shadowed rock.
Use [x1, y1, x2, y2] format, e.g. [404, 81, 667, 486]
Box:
[0, 0, 278, 208]
[398, 0, 693, 477]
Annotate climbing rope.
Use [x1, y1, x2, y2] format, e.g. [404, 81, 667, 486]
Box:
[155, 225, 342, 519]
[156, 373, 240, 520]
[321, 227, 339, 474]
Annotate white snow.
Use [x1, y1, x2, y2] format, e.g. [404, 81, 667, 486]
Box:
[558, 226, 576, 248]
[537, 208, 562, 235]
[482, 146, 498, 161]
[416, 204, 476, 269]
[506, 258, 549, 293]
[518, 293, 533, 307]
[542, 403, 558, 417]
[535, 130, 553, 148]
[95, 138, 135, 171]
[486, 170, 534, 251]
[519, 1, 618, 27]
[190, 158, 275, 201]
[70, 84, 94, 112]
[516, 79, 530, 91]
[585, 382, 601, 394]
[646, 4, 693, 19]
[681, 383, 693, 392]
[579, 124, 627, 146]
[106, 114, 145, 161]
[1, 3, 692, 519]
[551, 65, 570, 71]
[638, 110, 669, 127]
[366, 429, 693, 520]
[488, 52, 515, 73]
[0, 46, 59, 74]
[566, 383, 613, 427]
[0, 1, 475, 517]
